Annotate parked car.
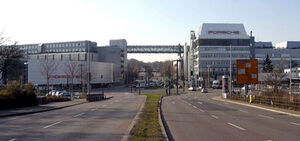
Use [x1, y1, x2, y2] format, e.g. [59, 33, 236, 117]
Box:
[201, 88, 208, 93]
[197, 86, 203, 91]
[293, 90, 300, 95]
[188, 87, 195, 91]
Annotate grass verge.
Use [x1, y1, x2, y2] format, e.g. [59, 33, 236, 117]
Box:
[130, 94, 165, 141]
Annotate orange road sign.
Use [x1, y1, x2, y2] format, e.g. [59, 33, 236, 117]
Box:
[236, 59, 258, 84]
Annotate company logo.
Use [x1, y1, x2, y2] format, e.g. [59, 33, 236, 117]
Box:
[50, 75, 81, 79]
[208, 31, 240, 34]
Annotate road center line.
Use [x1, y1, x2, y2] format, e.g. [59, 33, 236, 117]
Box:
[290, 122, 300, 126]
[43, 121, 63, 129]
[211, 115, 219, 119]
[227, 122, 246, 131]
[198, 102, 203, 104]
[9, 138, 17, 141]
[193, 106, 197, 108]
[258, 114, 274, 119]
[239, 110, 248, 113]
[73, 113, 85, 118]
[91, 108, 97, 111]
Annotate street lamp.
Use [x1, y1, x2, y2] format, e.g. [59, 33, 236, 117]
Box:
[229, 44, 232, 96]
[87, 42, 91, 95]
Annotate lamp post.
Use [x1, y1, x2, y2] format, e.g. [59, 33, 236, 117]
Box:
[87, 43, 90, 95]
[173, 59, 181, 95]
[290, 56, 292, 94]
[229, 44, 232, 96]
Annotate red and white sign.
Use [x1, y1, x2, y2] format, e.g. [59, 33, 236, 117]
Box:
[208, 31, 240, 34]
[50, 75, 81, 79]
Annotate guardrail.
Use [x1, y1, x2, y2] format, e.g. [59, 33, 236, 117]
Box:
[86, 94, 105, 102]
[228, 94, 300, 111]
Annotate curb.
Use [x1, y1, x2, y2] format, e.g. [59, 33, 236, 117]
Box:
[213, 96, 300, 118]
[160, 96, 175, 141]
[158, 96, 168, 141]
[0, 101, 87, 118]
[121, 95, 146, 141]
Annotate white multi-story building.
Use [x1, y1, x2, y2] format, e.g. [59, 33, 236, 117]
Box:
[17, 40, 125, 88]
[195, 23, 251, 84]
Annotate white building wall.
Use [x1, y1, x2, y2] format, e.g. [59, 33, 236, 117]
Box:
[28, 59, 118, 85]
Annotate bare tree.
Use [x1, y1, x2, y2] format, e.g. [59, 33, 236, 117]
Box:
[64, 61, 79, 93]
[39, 57, 59, 93]
[264, 59, 287, 94]
[0, 34, 23, 85]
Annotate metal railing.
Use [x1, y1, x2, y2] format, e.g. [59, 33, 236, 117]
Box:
[228, 94, 300, 111]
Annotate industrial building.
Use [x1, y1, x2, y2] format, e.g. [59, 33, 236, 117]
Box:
[185, 23, 300, 87]
[17, 40, 127, 89]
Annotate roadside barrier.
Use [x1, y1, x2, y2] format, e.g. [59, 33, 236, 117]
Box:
[86, 94, 105, 102]
[228, 94, 300, 111]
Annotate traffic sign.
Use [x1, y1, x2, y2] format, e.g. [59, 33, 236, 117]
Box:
[236, 59, 258, 84]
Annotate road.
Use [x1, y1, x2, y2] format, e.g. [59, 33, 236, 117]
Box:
[0, 91, 146, 141]
[162, 89, 300, 141]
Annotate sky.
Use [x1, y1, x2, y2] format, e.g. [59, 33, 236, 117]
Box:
[0, 0, 300, 62]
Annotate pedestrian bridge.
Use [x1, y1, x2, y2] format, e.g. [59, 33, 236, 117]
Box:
[127, 45, 183, 54]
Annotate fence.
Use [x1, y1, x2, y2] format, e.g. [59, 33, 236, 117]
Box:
[228, 94, 300, 111]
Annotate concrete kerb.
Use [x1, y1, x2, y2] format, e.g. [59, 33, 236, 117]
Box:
[121, 95, 146, 141]
[159, 96, 174, 141]
[212, 96, 300, 118]
[0, 101, 87, 118]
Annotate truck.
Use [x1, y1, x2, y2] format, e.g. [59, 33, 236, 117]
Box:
[212, 80, 222, 89]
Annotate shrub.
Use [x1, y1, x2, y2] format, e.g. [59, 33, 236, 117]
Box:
[46, 96, 70, 103]
[0, 81, 37, 110]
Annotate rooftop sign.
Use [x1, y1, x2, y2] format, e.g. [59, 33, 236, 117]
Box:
[208, 31, 240, 34]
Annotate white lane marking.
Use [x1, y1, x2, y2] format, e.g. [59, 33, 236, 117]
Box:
[290, 122, 300, 126]
[102, 104, 107, 107]
[211, 115, 219, 119]
[91, 108, 97, 111]
[73, 113, 85, 118]
[171, 101, 175, 104]
[115, 100, 119, 102]
[224, 103, 228, 104]
[258, 114, 274, 119]
[199, 109, 205, 112]
[194, 96, 197, 99]
[43, 121, 63, 129]
[188, 103, 191, 106]
[267, 140, 272, 141]
[9, 138, 17, 141]
[193, 106, 197, 108]
[110, 102, 113, 104]
[239, 110, 248, 113]
[198, 102, 203, 104]
[90, 106, 96, 108]
[227, 122, 246, 131]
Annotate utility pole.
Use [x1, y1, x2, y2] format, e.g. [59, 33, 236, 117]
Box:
[229, 44, 232, 96]
[176, 60, 179, 95]
[168, 65, 171, 96]
[80, 64, 84, 94]
[87, 42, 90, 95]
[290, 56, 292, 94]
[207, 65, 210, 88]
[181, 58, 185, 92]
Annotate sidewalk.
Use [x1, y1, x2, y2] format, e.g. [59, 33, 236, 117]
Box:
[0, 99, 87, 118]
[213, 96, 300, 118]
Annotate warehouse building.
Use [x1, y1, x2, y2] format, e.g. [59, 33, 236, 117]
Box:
[17, 40, 126, 89]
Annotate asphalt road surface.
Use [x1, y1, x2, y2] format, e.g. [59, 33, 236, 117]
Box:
[0, 91, 146, 141]
[162, 89, 300, 141]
